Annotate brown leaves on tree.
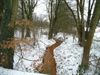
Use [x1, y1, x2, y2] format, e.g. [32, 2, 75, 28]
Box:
[0, 38, 34, 49]
[9, 19, 34, 28]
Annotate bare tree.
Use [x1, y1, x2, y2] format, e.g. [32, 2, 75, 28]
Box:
[64, 0, 100, 68]
[82, 0, 100, 67]
[18, 0, 38, 38]
[48, 0, 61, 39]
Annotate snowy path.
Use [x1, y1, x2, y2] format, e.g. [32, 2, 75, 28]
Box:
[37, 40, 63, 75]
[0, 31, 100, 75]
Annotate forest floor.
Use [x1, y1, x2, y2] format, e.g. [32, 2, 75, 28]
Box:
[0, 27, 100, 75]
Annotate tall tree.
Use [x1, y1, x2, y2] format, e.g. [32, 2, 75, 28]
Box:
[0, 0, 18, 69]
[64, 0, 100, 67]
[21, 0, 25, 38]
[82, 0, 100, 66]
[48, 0, 61, 39]
[64, 0, 85, 46]
[20, 0, 38, 38]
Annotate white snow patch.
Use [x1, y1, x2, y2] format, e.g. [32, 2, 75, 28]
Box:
[54, 36, 83, 75]
[0, 67, 47, 75]
[13, 35, 55, 72]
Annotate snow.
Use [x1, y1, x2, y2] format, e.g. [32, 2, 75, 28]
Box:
[13, 35, 55, 72]
[0, 67, 47, 75]
[94, 32, 100, 41]
[0, 28, 100, 75]
[54, 36, 83, 75]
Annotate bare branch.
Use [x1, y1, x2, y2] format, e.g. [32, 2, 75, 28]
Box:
[63, 0, 77, 27]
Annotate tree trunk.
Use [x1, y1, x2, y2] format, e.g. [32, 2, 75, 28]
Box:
[48, 0, 61, 39]
[77, 24, 84, 46]
[48, 0, 53, 39]
[0, 0, 13, 69]
[21, 0, 25, 39]
[82, 0, 100, 66]
[25, 27, 31, 37]
[0, 0, 3, 27]
[0, 0, 18, 69]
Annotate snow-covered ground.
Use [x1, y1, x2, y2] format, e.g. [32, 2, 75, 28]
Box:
[54, 36, 83, 75]
[0, 67, 47, 75]
[13, 35, 55, 72]
[0, 27, 100, 75]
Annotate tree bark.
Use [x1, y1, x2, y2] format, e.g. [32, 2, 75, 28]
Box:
[0, 0, 18, 69]
[82, 0, 100, 66]
[21, 0, 25, 39]
[0, 0, 3, 27]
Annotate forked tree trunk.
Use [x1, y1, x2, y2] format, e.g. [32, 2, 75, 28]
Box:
[82, 0, 100, 66]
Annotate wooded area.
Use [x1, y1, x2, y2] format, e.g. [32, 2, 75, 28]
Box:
[0, 0, 100, 75]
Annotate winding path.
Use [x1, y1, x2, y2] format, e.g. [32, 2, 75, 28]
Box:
[37, 39, 63, 75]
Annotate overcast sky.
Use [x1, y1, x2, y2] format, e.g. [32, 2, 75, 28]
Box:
[34, 0, 48, 19]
